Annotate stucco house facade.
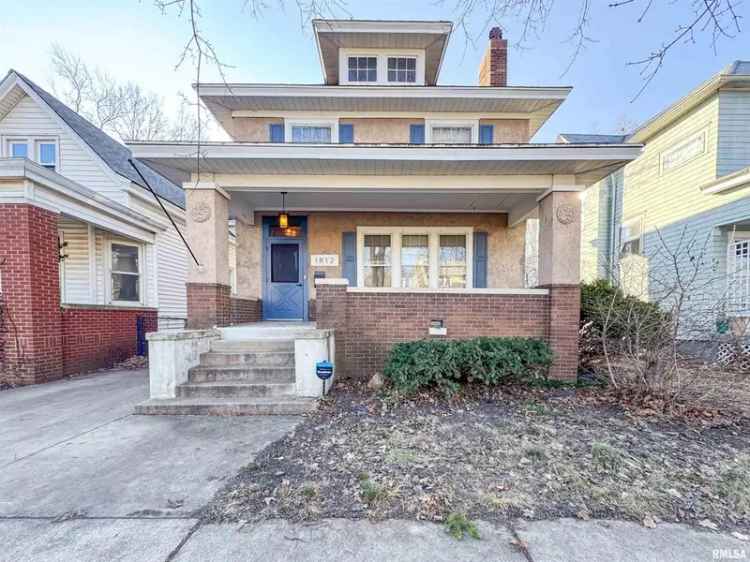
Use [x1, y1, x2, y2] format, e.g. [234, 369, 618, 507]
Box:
[0, 71, 196, 385]
[129, 19, 641, 414]
[576, 61, 750, 341]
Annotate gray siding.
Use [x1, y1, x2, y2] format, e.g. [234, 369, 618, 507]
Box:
[717, 89, 750, 177]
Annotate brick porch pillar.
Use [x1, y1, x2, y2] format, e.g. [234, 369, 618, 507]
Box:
[315, 279, 349, 378]
[185, 182, 231, 329]
[0, 204, 63, 385]
[537, 189, 582, 381]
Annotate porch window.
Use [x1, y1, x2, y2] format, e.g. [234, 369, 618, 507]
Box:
[400, 234, 429, 288]
[110, 242, 140, 303]
[291, 126, 332, 144]
[439, 235, 468, 288]
[358, 228, 473, 289]
[363, 234, 392, 287]
[620, 216, 643, 257]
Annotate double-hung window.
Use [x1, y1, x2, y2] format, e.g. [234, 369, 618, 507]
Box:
[110, 242, 141, 303]
[358, 228, 473, 289]
[37, 141, 57, 169]
[348, 56, 377, 82]
[620, 217, 643, 257]
[387, 57, 416, 83]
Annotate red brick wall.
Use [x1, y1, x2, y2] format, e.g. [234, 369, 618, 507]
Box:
[544, 285, 580, 380]
[0, 204, 63, 385]
[230, 297, 262, 325]
[61, 306, 157, 375]
[187, 283, 231, 328]
[313, 284, 576, 381]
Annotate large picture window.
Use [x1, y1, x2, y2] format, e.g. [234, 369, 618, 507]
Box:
[357, 228, 473, 289]
[110, 242, 141, 303]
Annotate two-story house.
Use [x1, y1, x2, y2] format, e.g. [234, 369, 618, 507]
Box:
[0, 71, 197, 386]
[130, 20, 641, 414]
[575, 61, 750, 347]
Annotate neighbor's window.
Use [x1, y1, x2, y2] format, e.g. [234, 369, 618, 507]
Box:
[400, 234, 429, 288]
[111, 243, 140, 302]
[661, 131, 706, 173]
[291, 126, 332, 143]
[37, 141, 57, 169]
[387, 57, 416, 83]
[363, 234, 392, 288]
[728, 235, 750, 315]
[431, 126, 473, 143]
[348, 56, 377, 82]
[439, 235, 468, 288]
[620, 217, 643, 257]
[8, 140, 28, 158]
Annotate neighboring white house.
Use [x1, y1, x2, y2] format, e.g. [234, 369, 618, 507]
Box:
[0, 70, 191, 329]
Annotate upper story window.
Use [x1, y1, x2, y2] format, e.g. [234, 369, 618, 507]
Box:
[291, 126, 332, 143]
[387, 57, 416, 83]
[6, 138, 58, 169]
[432, 127, 473, 143]
[348, 56, 377, 82]
[620, 216, 643, 257]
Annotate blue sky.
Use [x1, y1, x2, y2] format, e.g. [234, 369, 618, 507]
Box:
[0, 0, 747, 142]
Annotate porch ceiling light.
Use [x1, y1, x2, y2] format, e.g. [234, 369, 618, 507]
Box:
[278, 191, 289, 229]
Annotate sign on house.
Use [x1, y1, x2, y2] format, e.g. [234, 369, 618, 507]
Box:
[311, 254, 339, 267]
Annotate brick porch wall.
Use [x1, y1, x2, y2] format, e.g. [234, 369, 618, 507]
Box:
[0, 204, 63, 386]
[61, 305, 157, 375]
[230, 297, 262, 325]
[315, 283, 581, 381]
[187, 283, 231, 329]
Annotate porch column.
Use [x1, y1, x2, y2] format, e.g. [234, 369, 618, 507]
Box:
[233, 214, 263, 323]
[185, 183, 231, 329]
[537, 190, 582, 381]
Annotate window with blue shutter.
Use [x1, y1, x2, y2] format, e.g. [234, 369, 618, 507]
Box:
[339, 123, 354, 144]
[410, 124, 425, 144]
[479, 125, 494, 145]
[341, 232, 357, 286]
[269, 123, 284, 143]
[473, 232, 488, 288]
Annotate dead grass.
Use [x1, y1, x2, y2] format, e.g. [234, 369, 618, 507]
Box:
[204, 382, 750, 532]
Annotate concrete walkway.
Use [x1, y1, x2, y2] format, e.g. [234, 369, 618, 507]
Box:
[1, 371, 746, 562]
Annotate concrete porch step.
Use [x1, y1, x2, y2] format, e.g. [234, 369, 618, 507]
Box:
[210, 339, 295, 353]
[177, 381, 296, 399]
[199, 351, 295, 368]
[134, 397, 318, 416]
[188, 366, 295, 383]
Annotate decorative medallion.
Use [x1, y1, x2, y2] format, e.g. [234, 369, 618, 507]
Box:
[556, 203, 576, 225]
[191, 201, 211, 223]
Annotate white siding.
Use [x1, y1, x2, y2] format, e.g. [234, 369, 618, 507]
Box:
[0, 95, 124, 194]
[128, 196, 188, 320]
[717, 89, 750, 177]
[58, 218, 92, 304]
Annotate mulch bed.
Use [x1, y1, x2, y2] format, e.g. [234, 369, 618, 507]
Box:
[203, 382, 750, 532]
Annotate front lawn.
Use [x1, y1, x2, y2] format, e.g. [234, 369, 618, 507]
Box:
[203, 383, 750, 533]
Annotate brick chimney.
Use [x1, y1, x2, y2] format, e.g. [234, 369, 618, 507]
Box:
[478, 27, 508, 87]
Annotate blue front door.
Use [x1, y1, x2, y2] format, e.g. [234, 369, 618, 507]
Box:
[263, 217, 307, 320]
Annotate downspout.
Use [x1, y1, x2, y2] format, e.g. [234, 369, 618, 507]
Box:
[607, 173, 618, 282]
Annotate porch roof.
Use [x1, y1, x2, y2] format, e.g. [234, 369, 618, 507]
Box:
[127, 141, 642, 187]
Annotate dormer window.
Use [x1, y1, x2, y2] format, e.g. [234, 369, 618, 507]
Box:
[6, 138, 58, 169]
[9, 140, 28, 158]
[387, 57, 416, 83]
[348, 57, 377, 82]
[37, 141, 57, 169]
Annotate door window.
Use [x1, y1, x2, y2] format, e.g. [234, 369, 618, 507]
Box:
[271, 244, 299, 283]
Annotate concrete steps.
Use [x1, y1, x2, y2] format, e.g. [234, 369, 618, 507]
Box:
[198, 351, 295, 368]
[134, 397, 317, 416]
[177, 381, 296, 399]
[188, 366, 295, 384]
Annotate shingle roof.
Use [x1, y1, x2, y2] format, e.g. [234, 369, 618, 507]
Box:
[11, 70, 185, 209]
[556, 133, 629, 144]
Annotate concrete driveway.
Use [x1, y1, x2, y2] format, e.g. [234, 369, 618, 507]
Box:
[0, 370, 300, 561]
